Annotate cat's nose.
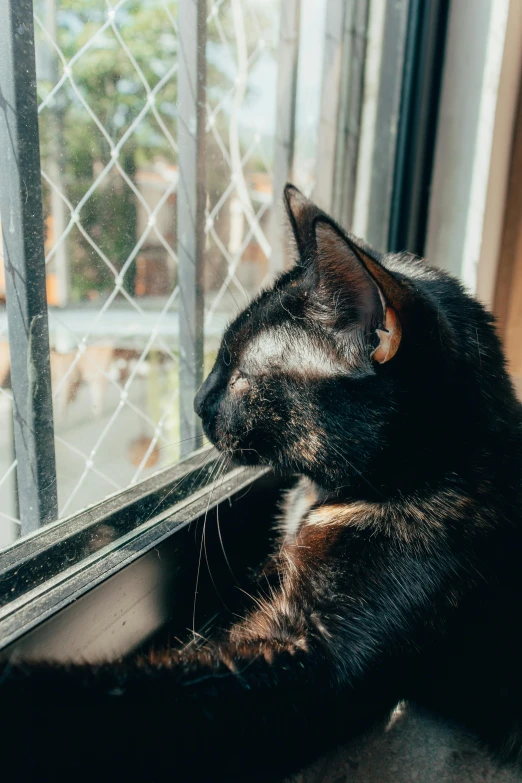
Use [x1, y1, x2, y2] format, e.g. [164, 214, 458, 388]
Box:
[194, 370, 220, 418]
[193, 383, 207, 418]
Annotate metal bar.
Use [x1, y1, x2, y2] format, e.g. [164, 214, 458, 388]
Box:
[313, 0, 346, 214]
[386, 0, 422, 254]
[177, 0, 206, 458]
[404, 0, 450, 256]
[332, 0, 369, 230]
[43, 0, 69, 306]
[270, 0, 301, 274]
[8, 400, 19, 527]
[365, 0, 411, 252]
[0, 0, 58, 533]
[388, 0, 450, 255]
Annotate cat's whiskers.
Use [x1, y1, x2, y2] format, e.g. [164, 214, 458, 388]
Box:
[189, 454, 227, 539]
[152, 434, 201, 454]
[191, 452, 226, 542]
[138, 447, 213, 527]
[191, 454, 231, 640]
[191, 455, 225, 638]
[202, 454, 235, 613]
[215, 487, 238, 583]
[233, 446, 262, 460]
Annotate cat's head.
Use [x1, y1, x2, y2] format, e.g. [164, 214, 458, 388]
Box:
[194, 185, 511, 496]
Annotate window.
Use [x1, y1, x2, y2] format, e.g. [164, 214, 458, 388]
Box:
[1, 0, 288, 542]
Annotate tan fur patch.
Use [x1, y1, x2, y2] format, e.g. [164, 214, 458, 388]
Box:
[306, 503, 369, 528]
[303, 489, 491, 546]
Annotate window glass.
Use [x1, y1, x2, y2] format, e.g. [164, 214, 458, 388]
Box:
[0, 0, 328, 547]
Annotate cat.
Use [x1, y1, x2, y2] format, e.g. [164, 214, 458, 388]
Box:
[2, 184, 522, 782]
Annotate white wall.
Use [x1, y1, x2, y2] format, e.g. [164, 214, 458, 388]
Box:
[425, 0, 522, 307]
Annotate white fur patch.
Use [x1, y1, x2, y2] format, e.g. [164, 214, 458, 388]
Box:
[279, 478, 317, 539]
[384, 253, 439, 281]
[242, 326, 349, 378]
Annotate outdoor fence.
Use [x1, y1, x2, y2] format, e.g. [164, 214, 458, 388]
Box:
[0, 0, 440, 546]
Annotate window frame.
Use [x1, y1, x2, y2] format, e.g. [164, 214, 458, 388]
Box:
[0, 444, 268, 654]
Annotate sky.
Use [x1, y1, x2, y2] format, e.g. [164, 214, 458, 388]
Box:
[241, 0, 326, 135]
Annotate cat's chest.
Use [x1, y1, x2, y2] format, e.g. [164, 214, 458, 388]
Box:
[280, 478, 320, 538]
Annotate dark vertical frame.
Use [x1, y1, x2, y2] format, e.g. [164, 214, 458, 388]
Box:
[177, 0, 206, 458]
[388, 0, 450, 256]
[0, 0, 58, 533]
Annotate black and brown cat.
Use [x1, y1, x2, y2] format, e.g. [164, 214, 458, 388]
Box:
[2, 184, 522, 781]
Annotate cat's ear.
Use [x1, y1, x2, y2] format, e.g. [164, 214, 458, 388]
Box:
[312, 219, 408, 364]
[283, 185, 405, 363]
[283, 184, 323, 257]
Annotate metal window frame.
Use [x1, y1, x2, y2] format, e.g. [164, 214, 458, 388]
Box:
[0, 0, 58, 533]
[0, 443, 268, 653]
[388, 0, 450, 256]
[1, 465, 284, 664]
[177, 0, 206, 457]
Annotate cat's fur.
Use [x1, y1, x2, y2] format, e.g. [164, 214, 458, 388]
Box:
[2, 185, 522, 782]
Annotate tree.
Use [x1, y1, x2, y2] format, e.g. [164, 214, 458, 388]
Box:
[35, 0, 271, 302]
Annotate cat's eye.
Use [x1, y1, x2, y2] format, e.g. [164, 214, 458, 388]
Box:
[229, 371, 250, 392]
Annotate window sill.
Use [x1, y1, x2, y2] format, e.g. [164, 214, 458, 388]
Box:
[0, 449, 284, 661]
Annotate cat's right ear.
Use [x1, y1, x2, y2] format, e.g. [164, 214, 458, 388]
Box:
[311, 219, 411, 364]
[283, 184, 323, 257]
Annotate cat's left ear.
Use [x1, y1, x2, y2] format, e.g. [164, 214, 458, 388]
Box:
[311, 219, 410, 364]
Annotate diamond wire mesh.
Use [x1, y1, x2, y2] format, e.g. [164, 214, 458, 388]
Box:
[0, 0, 280, 544]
